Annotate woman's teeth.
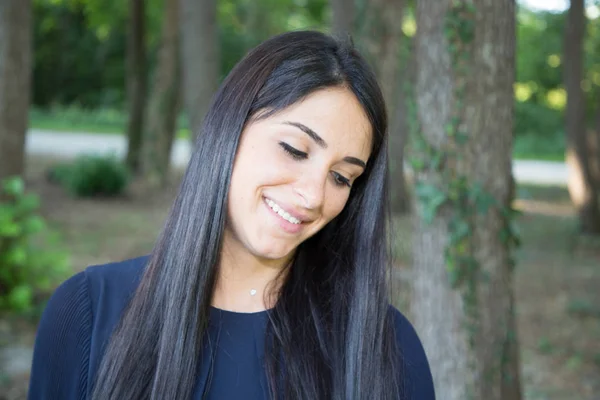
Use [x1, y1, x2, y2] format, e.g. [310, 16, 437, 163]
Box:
[266, 198, 301, 224]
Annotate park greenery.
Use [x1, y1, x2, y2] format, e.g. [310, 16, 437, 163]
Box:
[0, 177, 70, 314]
[29, 0, 600, 161]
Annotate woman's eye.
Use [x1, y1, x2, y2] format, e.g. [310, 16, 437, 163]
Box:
[332, 172, 351, 188]
[279, 142, 308, 160]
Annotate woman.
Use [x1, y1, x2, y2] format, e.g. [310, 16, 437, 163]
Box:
[28, 31, 435, 399]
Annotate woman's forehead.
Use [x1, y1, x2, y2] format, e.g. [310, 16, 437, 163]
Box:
[264, 88, 373, 156]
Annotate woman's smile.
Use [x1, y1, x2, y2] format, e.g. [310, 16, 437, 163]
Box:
[263, 196, 308, 234]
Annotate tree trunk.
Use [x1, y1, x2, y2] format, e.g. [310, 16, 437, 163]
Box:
[125, 0, 148, 174]
[140, 0, 180, 187]
[564, 0, 600, 234]
[359, 0, 410, 213]
[179, 0, 219, 140]
[389, 38, 414, 214]
[331, 0, 355, 37]
[0, 0, 32, 185]
[591, 106, 600, 188]
[411, 1, 522, 398]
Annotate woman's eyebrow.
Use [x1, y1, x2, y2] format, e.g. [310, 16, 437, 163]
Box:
[282, 121, 327, 148]
[282, 120, 367, 169]
[343, 156, 366, 169]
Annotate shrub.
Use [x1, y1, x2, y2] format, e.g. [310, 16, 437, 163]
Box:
[50, 154, 130, 197]
[46, 162, 72, 185]
[0, 177, 70, 314]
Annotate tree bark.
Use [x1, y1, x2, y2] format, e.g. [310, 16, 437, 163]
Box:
[389, 39, 414, 214]
[179, 0, 219, 140]
[564, 0, 600, 234]
[331, 0, 355, 38]
[125, 0, 148, 173]
[359, 0, 410, 213]
[0, 0, 32, 185]
[140, 0, 180, 187]
[412, 1, 522, 398]
[591, 106, 600, 188]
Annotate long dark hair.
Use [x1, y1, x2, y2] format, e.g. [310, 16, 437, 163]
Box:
[91, 30, 401, 400]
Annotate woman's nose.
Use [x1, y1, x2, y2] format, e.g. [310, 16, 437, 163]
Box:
[293, 173, 327, 210]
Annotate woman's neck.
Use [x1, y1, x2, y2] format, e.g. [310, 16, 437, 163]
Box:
[212, 241, 292, 313]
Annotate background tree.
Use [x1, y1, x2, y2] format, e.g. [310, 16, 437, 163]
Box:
[592, 102, 600, 187]
[331, 0, 354, 37]
[411, 0, 522, 398]
[125, 0, 148, 173]
[0, 0, 32, 184]
[564, 0, 600, 234]
[357, 0, 410, 213]
[180, 0, 219, 139]
[140, 0, 180, 186]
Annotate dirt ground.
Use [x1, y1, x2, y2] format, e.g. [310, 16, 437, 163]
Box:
[0, 156, 599, 399]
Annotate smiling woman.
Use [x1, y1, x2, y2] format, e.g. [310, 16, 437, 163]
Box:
[221, 88, 372, 296]
[27, 31, 435, 400]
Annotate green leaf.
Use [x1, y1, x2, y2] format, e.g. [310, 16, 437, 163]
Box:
[451, 219, 471, 240]
[415, 183, 447, 223]
[7, 285, 33, 312]
[410, 158, 426, 171]
[16, 194, 41, 213]
[22, 216, 46, 234]
[4, 246, 27, 266]
[448, 268, 462, 288]
[0, 222, 22, 237]
[2, 177, 24, 197]
[456, 132, 469, 145]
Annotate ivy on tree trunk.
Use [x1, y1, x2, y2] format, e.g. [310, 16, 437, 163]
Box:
[410, 1, 523, 398]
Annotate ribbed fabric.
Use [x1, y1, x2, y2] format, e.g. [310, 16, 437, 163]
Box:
[27, 256, 435, 400]
[28, 271, 92, 400]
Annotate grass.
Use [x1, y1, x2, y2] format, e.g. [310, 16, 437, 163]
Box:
[29, 106, 191, 139]
[513, 131, 566, 162]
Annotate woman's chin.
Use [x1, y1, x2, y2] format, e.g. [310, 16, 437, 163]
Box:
[252, 244, 296, 264]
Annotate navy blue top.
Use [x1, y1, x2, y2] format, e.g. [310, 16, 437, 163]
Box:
[28, 256, 435, 399]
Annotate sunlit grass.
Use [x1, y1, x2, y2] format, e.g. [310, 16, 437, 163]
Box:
[29, 106, 191, 139]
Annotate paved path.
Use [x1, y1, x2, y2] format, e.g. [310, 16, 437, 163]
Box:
[26, 129, 569, 185]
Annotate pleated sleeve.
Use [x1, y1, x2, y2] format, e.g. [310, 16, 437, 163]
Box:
[28, 271, 92, 400]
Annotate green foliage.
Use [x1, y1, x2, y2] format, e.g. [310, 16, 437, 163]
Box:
[30, 105, 127, 133]
[29, 106, 192, 138]
[32, 0, 328, 110]
[514, 101, 565, 159]
[51, 155, 130, 197]
[0, 177, 70, 313]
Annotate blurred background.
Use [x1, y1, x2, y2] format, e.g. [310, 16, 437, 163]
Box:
[0, 0, 599, 399]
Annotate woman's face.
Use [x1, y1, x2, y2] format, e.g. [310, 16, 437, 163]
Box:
[225, 87, 372, 264]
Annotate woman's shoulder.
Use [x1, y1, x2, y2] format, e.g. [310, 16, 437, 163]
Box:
[388, 305, 436, 399]
[83, 254, 149, 308]
[28, 255, 150, 398]
[33, 254, 149, 335]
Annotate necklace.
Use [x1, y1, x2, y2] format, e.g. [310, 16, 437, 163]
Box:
[250, 289, 257, 296]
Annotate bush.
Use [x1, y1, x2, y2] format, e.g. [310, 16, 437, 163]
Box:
[50, 154, 130, 197]
[46, 161, 72, 185]
[0, 177, 70, 314]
